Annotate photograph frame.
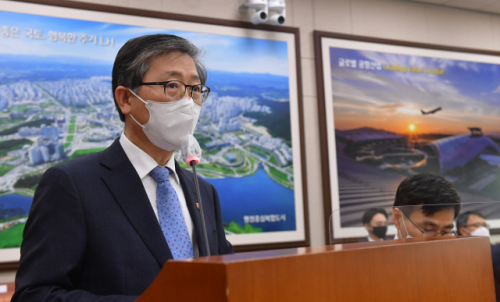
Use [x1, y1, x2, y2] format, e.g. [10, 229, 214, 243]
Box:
[0, 0, 310, 268]
[314, 30, 500, 244]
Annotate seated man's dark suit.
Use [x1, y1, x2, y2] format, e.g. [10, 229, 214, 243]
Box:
[491, 244, 500, 301]
[13, 139, 233, 302]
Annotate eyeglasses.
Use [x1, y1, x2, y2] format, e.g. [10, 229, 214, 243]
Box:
[463, 222, 489, 229]
[139, 80, 210, 105]
[402, 211, 456, 237]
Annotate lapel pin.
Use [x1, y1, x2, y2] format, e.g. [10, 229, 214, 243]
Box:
[196, 203, 200, 210]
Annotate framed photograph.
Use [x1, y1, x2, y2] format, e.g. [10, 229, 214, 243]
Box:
[0, 0, 308, 265]
[314, 31, 500, 242]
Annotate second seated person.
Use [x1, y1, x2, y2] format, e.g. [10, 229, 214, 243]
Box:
[456, 211, 490, 237]
[361, 208, 388, 242]
[13, 34, 234, 302]
[392, 173, 461, 239]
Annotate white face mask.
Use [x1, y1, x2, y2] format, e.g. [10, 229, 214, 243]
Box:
[399, 213, 413, 239]
[469, 226, 490, 237]
[127, 88, 201, 151]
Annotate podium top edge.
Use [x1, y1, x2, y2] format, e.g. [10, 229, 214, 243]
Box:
[172, 236, 489, 264]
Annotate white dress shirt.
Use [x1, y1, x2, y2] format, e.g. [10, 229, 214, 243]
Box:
[119, 133, 199, 257]
[366, 235, 384, 242]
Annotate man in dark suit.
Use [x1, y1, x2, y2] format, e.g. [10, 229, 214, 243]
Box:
[456, 211, 499, 300]
[13, 34, 233, 301]
[492, 244, 500, 302]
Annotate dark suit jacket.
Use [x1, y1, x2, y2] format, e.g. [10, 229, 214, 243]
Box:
[491, 244, 500, 301]
[358, 236, 387, 243]
[12, 139, 233, 302]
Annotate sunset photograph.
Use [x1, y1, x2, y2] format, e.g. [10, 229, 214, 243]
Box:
[328, 47, 500, 227]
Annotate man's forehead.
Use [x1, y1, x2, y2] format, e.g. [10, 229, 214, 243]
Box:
[422, 218, 454, 228]
[467, 214, 485, 223]
[148, 53, 199, 78]
[371, 213, 386, 221]
[162, 70, 200, 81]
[409, 208, 455, 224]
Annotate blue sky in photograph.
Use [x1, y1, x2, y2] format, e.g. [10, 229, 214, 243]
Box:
[329, 47, 500, 135]
[0, 10, 289, 76]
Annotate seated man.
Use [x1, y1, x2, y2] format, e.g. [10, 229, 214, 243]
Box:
[456, 211, 500, 300]
[360, 208, 388, 242]
[392, 173, 461, 239]
[456, 211, 490, 237]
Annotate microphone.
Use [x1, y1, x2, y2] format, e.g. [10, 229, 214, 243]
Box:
[181, 134, 210, 256]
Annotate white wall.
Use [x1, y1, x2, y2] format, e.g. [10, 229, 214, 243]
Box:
[1, 0, 499, 283]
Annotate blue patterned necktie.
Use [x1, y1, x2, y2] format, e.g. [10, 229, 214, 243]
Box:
[149, 166, 194, 259]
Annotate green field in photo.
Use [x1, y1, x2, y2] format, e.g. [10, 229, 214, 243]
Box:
[0, 223, 25, 249]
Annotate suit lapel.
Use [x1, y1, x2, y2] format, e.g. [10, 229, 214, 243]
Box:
[100, 140, 172, 266]
[176, 161, 215, 257]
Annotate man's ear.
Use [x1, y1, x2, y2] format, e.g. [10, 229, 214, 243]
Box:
[364, 223, 371, 232]
[115, 86, 133, 116]
[392, 208, 401, 230]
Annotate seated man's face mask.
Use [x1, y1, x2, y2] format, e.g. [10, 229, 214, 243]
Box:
[371, 226, 388, 239]
[399, 214, 413, 239]
[467, 226, 490, 237]
[127, 88, 201, 151]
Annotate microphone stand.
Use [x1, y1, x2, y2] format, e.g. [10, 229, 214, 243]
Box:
[190, 161, 211, 256]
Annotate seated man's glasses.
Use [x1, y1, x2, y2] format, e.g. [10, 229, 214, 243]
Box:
[464, 222, 490, 229]
[139, 80, 210, 105]
[402, 211, 456, 237]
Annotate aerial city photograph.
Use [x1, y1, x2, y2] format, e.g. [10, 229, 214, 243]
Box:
[0, 9, 298, 249]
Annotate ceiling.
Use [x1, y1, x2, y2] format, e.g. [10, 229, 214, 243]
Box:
[407, 0, 500, 14]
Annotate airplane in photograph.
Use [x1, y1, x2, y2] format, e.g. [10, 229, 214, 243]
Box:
[421, 107, 442, 115]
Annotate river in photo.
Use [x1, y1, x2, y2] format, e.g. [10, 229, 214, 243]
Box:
[0, 194, 32, 217]
[0, 173, 297, 234]
[204, 168, 296, 232]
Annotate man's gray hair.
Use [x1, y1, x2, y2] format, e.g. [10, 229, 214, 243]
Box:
[112, 34, 206, 122]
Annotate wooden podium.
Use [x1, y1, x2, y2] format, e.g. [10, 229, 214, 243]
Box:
[137, 236, 495, 302]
